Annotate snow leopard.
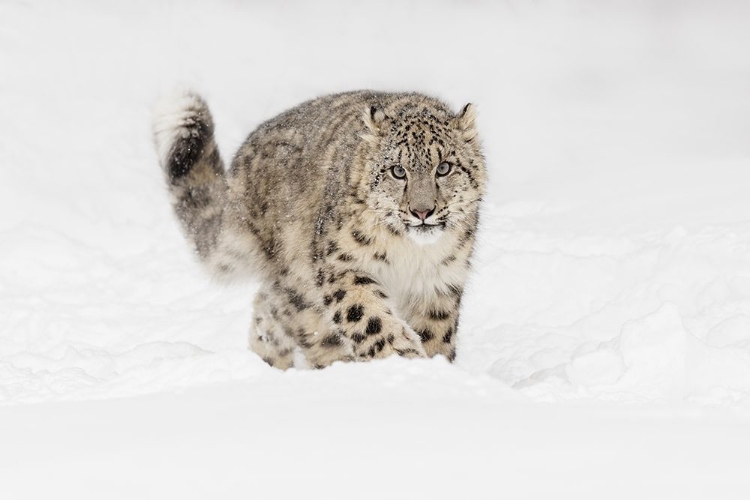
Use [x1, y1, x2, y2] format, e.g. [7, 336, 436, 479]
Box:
[153, 90, 485, 369]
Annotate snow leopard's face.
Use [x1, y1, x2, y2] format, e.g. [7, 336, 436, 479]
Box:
[363, 103, 485, 245]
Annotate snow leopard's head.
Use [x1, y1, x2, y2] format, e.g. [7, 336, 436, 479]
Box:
[361, 98, 486, 245]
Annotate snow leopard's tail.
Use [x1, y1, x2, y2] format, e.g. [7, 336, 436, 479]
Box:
[152, 89, 254, 281]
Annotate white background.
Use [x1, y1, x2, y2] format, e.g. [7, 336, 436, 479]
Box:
[1, 1, 750, 498]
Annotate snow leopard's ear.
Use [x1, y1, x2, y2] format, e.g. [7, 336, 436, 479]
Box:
[455, 103, 478, 143]
[362, 105, 387, 143]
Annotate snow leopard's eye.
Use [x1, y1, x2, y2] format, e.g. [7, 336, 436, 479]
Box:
[436, 162, 452, 176]
[391, 165, 407, 179]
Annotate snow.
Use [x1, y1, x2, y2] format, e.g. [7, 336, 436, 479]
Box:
[2, 0, 750, 498]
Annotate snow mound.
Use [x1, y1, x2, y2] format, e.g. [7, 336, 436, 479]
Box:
[480, 220, 750, 407]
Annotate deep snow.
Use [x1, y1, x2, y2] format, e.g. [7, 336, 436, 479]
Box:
[1, 0, 750, 498]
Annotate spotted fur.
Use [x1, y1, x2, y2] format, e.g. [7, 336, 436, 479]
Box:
[153, 89, 485, 369]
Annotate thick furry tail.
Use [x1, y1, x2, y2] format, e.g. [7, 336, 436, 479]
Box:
[153, 90, 245, 279]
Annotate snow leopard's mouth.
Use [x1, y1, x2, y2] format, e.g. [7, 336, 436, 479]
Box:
[408, 222, 445, 232]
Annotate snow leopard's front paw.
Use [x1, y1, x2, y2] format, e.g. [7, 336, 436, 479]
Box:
[322, 269, 426, 362]
[351, 315, 427, 361]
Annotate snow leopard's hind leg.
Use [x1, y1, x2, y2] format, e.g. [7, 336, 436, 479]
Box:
[250, 287, 299, 369]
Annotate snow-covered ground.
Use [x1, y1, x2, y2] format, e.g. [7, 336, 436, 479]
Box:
[2, 1, 750, 498]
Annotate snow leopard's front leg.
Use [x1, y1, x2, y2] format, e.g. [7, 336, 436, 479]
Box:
[405, 286, 463, 362]
[322, 270, 426, 361]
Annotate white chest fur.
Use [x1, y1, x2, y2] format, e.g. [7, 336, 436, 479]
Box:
[362, 229, 469, 314]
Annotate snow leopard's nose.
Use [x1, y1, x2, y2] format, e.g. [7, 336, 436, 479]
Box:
[410, 206, 435, 222]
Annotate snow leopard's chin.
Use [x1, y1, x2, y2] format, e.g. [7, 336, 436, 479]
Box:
[406, 224, 445, 246]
